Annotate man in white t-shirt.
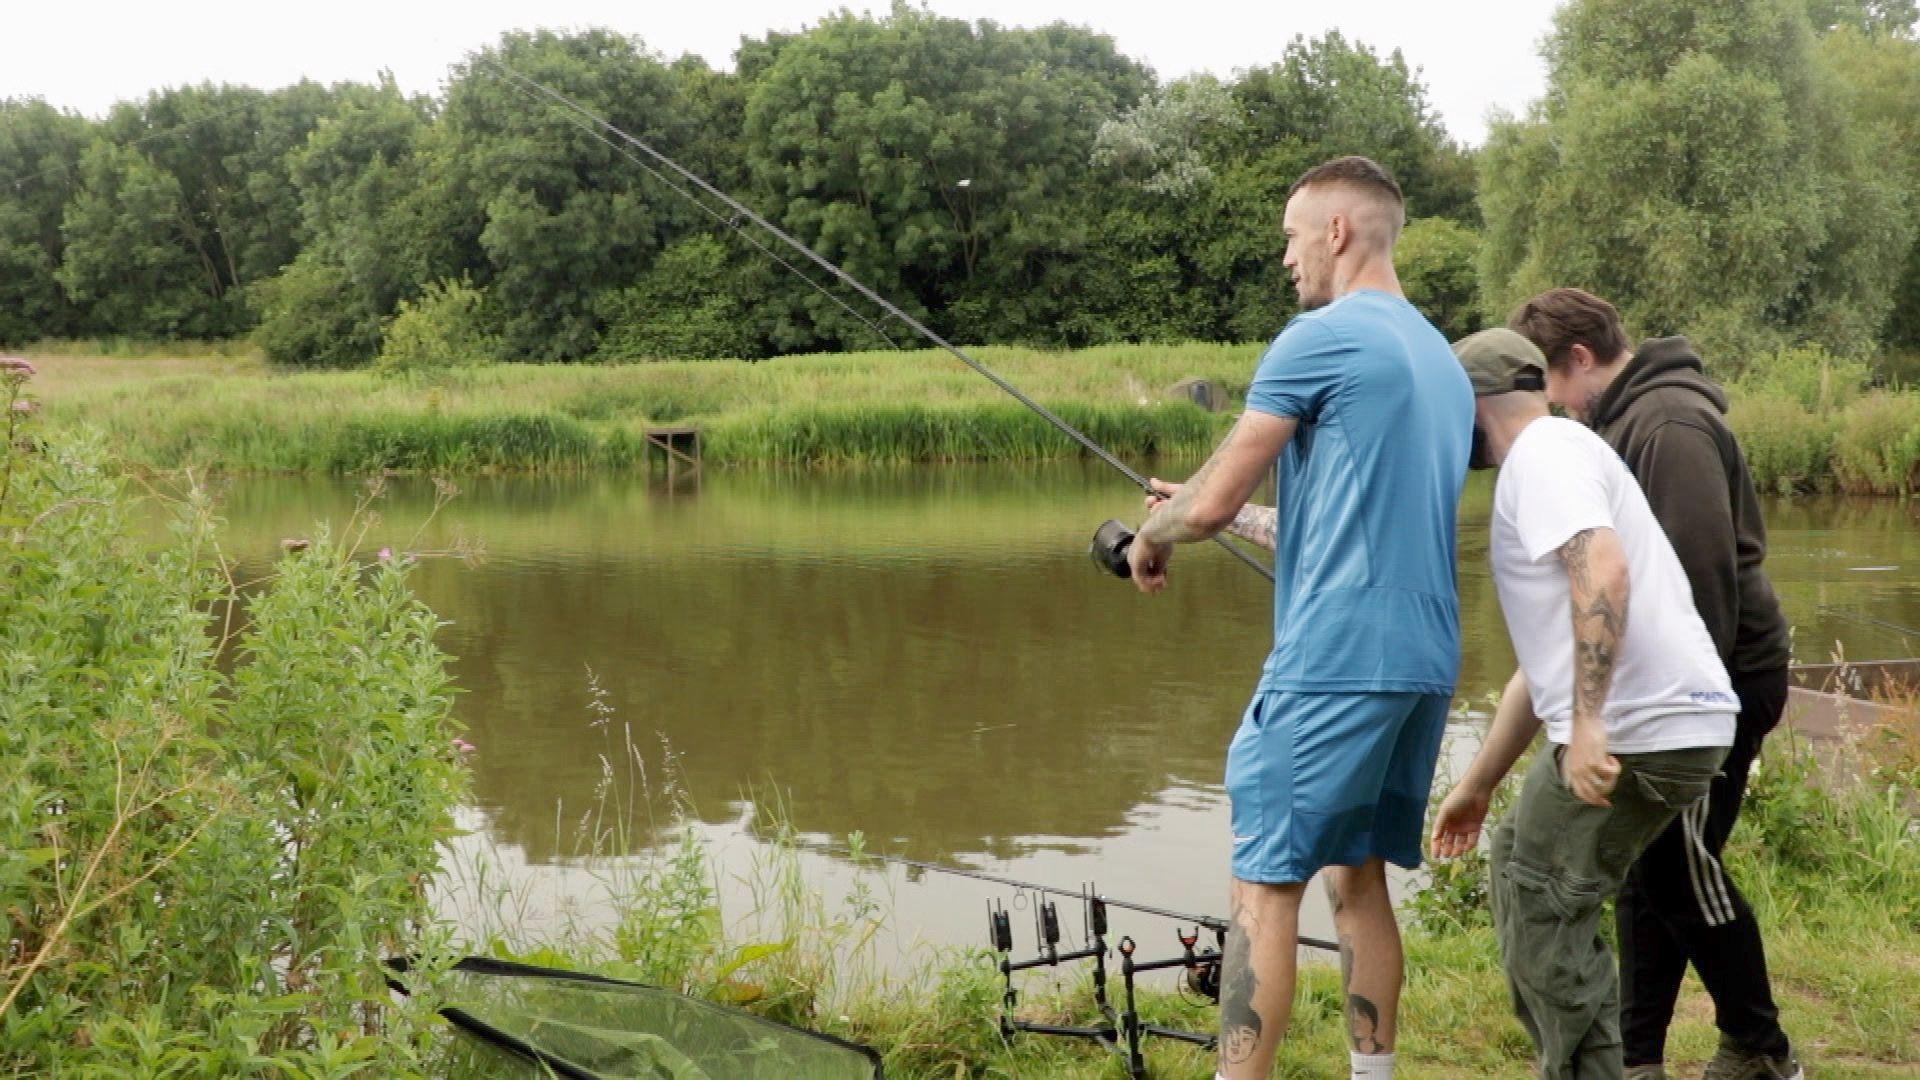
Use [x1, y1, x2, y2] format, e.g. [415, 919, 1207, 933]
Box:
[1429, 329, 1734, 1080]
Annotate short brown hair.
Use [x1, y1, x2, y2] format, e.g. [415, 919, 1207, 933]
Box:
[1288, 155, 1405, 233]
[1508, 288, 1631, 370]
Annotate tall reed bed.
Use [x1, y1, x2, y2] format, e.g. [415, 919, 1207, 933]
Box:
[29, 341, 1920, 487]
[1731, 346, 1920, 496]
[32, 344, 1254, 471]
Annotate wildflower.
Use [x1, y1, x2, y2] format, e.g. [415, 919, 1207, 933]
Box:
[280, 537, 310, 553]
[0, 357, 35, 378]
[377, 546, 393, 562]
[10, 399, 35, 415]
[451, 737, 476, 756]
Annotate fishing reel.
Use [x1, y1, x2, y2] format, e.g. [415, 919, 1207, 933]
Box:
[1090, 519, 1136, 578]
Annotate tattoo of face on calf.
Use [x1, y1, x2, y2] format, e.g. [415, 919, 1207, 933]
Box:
[1218, 908, 1262, 1065]
[1347, 992, 1385, 1054]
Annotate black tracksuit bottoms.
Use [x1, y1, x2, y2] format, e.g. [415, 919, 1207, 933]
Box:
[1617, 666, 1793, 1066]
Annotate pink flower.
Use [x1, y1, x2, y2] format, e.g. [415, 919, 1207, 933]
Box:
[0, 357, 36, 379]
[10, 400, 35, 415]
[451, 738, 476, 756]
[376, 546, 393, 562]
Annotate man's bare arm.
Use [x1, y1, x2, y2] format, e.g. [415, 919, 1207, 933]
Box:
[1558, 526, 1630, 806]
[1137, 412, 1297, 547]
[1146, 480, 1276, 551]
[1561, 528, 1630, 730]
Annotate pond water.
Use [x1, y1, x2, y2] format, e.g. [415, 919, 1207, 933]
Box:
[207, 465, 1920, 976]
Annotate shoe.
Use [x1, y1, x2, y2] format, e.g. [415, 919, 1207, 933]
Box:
[1624, 1066, 1668, 1080]
[1702, 1034, 1804, 1080]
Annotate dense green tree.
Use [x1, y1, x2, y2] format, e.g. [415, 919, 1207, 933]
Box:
[1806, 0, 1918, 34]
[739, 4, 1154, 349]
[1228, 32, 1475, 222]
[58, 141, 225, 337]
[1479, 0, 1913, 363]
[1396, 217, 1483, 340]
[257, 79, 447, 365]
[435, 29, 726, 360]
[0, 100, 91, 343]
[67, 83, 337, 336]
[1820, 27, 1920, 353]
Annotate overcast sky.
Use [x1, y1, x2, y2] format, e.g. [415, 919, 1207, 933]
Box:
[2, 1, 1557, 145]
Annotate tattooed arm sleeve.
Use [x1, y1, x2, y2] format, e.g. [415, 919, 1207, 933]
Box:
[1559, 527, 1630, 732]
[1224, 504, 1277, 552]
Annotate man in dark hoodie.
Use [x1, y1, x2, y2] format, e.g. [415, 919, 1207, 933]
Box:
[1510, 288, 1800, 1080]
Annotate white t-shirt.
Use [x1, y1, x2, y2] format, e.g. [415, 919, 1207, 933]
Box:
[1491, 416, 1736, 753]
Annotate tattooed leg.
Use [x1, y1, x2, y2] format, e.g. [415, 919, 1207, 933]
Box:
[1324, 859, 1401, 1055]
[1219, 877, 1305, 1079]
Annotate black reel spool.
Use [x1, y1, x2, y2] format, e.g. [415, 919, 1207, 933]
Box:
[1090, 519, 1135, 578]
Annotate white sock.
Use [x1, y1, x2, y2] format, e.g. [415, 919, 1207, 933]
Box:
[1351, 1050, 1395, 1078]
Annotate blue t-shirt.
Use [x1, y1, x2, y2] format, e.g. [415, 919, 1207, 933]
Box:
[1243, 289, 1474, 695]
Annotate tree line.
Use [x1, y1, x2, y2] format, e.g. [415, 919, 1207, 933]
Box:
[0, 0, 1915, 369]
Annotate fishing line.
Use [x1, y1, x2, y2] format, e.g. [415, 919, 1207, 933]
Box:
[800, 839, 1339, 952]
[481, 57, 1275, 583]
[0, 94, 269, 193]
[481, 63, 902, 351]
[1817, 605, 1920, 641]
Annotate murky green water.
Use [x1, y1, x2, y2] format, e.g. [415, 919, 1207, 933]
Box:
[209, 465, 1920, 963]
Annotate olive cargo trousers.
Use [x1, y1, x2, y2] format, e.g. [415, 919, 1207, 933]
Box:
[1489, 742, 1727, 1079]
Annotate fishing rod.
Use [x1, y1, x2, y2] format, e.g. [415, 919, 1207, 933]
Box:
[480, 58, 1274, 584]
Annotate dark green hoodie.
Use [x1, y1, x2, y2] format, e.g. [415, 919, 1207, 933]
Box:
[1588, 337, 1791, 677]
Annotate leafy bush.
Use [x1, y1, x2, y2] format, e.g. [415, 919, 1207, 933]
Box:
[0, 379, 466, 1072]
[594, 236, 770, 363]
[250, 253, 386, 368]
[376, 279, 502, 374]
[1731, 344, 1871, 412]
[1727, 391, 1838, 495]
[1395, 217, 1482, 341]
[1831, 390, 1920, 495]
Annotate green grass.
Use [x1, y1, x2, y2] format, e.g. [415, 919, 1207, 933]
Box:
[19, 342, 1920, 490]
[23, 344, 1253, 471]
[438, 715, 1920, 1079]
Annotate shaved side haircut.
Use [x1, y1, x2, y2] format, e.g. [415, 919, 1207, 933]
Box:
[1288, 156, 1407, 245]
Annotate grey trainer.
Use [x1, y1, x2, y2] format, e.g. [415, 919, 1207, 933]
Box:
[1702, 1034, 1804, 1080]
[1623, 1066, 1668, 1080]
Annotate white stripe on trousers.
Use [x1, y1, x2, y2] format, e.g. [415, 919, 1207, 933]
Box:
[1682, 798, 1736, 926]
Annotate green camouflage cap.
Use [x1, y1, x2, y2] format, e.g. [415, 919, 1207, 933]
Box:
[1451, 328, 1547, 396]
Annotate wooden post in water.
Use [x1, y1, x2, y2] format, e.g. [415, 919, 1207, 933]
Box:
[644, 425, 702, 489]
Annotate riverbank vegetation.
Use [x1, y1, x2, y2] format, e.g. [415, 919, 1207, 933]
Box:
[0, 375, 466, 1071]
[443, 705, 1920, 1079]
[6, 379, 1916, 1073]
[25, 342, 1920, 492]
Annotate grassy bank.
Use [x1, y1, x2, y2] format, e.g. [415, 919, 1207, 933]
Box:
[19, 341, 1920, 491]
[443, 725, 1920, 1079]
[25, 344, 1248, 471]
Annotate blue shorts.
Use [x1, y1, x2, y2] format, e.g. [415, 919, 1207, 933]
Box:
[1226, 691, 1451, 884]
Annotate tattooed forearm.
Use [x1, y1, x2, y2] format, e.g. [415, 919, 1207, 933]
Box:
[1560, 528, 1630, 726]
[1139, 417, 1244, 547]
[1217, 894, 1262, 1066]
[1227, 503, 1278, 551]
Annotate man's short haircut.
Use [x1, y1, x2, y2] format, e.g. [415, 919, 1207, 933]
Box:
[1288, 155, 1406, 239]
[1509, 288, 1632, 370]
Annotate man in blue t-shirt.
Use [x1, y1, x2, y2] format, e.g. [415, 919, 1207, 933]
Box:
[1130, 156, 1472, 1080]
